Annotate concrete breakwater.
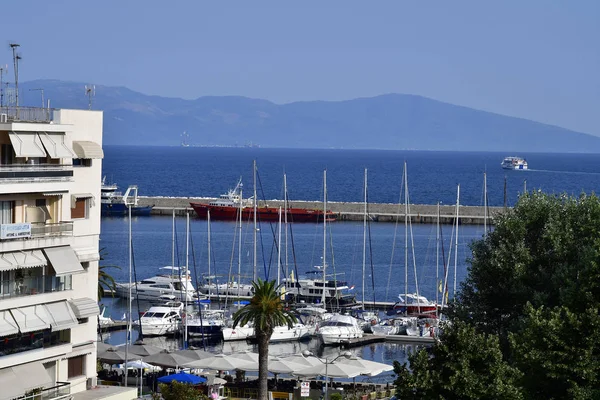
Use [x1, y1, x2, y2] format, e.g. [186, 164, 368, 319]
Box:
[137, 196, 505, 225]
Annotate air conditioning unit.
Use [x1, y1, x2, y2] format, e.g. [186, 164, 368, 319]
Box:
[0, 114, 7, 123]
[86, 377, 97, 389]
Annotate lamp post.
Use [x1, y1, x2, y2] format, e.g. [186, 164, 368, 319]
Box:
[302, 350, 352, 400]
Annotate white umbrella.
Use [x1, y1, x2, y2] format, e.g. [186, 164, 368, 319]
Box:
[173, 349, 213, 361]
[124, 360, 154, 369]
[268, 356, 313, 374]
[280, 354, 322, 368]
[225, 351, 259, 365]
[184, 354, 255, 371]
[206, 376, 227, 386]
[294, 362, 364, 378]
[143, 350, 195, 369]
[337, 357, 393, 377]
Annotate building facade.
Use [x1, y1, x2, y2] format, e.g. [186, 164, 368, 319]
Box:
[0, 107, 105, 399]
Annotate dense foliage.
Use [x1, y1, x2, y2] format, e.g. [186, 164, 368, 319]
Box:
[395, 192, 600, 399]
[157, 382, 208, 400]
[233, 279, 297, 400]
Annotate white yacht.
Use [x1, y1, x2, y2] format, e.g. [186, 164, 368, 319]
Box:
[114, 266, 197, 302]
[501, 156, 528, 170]
[315, 314, 363, 345]
[134, 301, 182, 336]
[282, 267, 356, 308]
[270, 323, 312, 342]
[185, 309, 226, 338]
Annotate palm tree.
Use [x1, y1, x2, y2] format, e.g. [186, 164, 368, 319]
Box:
[233, 279, 297, 400]
[98, 248, 120, 300]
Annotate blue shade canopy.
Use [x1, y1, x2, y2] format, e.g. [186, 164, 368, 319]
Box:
[157, 372, 207, 384]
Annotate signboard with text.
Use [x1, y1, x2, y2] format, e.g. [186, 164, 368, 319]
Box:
[0, 223, 32, 239]
[301, 382, 310, 397]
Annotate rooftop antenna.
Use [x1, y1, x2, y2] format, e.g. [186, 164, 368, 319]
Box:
[29, 88, 44, 108]
[85, 84, 95, 110]
[9, 43, 20, 108]
[0, 64, 7, 107]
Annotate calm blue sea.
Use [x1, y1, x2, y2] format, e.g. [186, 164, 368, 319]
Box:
[99, 147, 600, 365]
[103, 146, 600, 207]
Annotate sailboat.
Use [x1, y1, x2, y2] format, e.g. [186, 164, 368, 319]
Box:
[391, 162, 437, 316]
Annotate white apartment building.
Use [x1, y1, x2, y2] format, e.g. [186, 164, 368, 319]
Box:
[0, 107, 135, 400]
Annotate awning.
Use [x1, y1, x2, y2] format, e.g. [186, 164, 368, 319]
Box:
[0, 368, 23, 400]
[74, 247, 100, 262]
[8, 132, 47, 158]
[72, 140, 104, 159]
[0, 310, 19, 337]
[38, 132, 75, 159]
[42, 191, 66, 197]
[12, 362, 53, 391]
[43, 246, 83, 276]
[69, 297, 100, 319]
[62, 342, 95, 359]
[0, 250, 47, 272]
[71, 193, 95, 208]
[10, 305, 51, 333]
[44, 301, 78, 331]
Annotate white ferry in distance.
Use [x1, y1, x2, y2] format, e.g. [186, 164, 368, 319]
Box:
[501, 156, 528, 170]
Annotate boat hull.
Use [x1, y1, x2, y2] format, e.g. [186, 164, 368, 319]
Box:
[222, 326, 255, 341]
[102, 203, 153, 217]
[190, 203, 336, 223]
[318, 328, 363, 345]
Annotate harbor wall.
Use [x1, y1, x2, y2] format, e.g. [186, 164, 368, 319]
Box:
[137, 196, 506, 225]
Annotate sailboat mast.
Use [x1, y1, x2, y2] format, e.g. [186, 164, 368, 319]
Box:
[362, 168, 367, 309]
[171, 208, 175, 296]
[277, 207, 282, 287]
[253, 160, 257, 282]
[124, 201, 132, 387]
[184, 211, 190, 347]
[321, 169, 327, 307]
[207, 209, 211, 292]
[284, 173, 289, 283]
[484, 172, 487, 237]
[436, 201, 440, 316]
[453, 185, 460, 298]
[404, 162, 408, 310]
[238, 188, 243, 293]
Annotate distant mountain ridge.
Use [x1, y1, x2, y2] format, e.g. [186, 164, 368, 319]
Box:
[15, 79, 600, 153]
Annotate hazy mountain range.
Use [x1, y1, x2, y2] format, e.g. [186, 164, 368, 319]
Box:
[15, 79, 600, 152]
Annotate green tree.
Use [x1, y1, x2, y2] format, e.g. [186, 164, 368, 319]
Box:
[98, 248, 120, 299]
[158, 382, 208, 400]
[509, 304, 600, 399]
[396, 192, 600, 398]
[232, 279, 297, 400]
[394, 321, 523, 400]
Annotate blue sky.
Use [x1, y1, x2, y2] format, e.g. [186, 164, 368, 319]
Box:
[2, 1, 599, 135]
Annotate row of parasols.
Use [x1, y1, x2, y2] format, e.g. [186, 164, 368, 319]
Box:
[97, 342, 394, 380]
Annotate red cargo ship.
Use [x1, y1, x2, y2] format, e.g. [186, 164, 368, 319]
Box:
[190, 179, 336, 223]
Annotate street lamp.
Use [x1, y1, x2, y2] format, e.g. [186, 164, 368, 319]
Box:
[302, 350, 352, 400]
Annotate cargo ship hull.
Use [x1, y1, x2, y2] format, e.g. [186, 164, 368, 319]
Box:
[190, 203, 336, 222]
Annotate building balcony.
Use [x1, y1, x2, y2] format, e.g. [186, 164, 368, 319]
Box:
[0, 274, 73, 299]
[21, 382, 71, 400]
[0, 222, 73, 242]
[0, 164, 73, 183]
[0, 106, 54, 123]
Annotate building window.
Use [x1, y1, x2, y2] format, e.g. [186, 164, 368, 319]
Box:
[0, 201, 14, 224]
[68, 355, 85, 378]
[73, 159, 92, 167]
[71, 199, 88, 219]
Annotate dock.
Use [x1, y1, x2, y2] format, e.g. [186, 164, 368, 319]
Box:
[340, 333, 435, 348]
[137, 196, 504, 225]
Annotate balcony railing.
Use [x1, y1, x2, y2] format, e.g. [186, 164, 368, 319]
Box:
[21, 382, 71, 400]
[0, 164, 73, 182]
[0, 275, 73, 298]
[30, 222, 73, 238]
[0, 222, 73, 241]
[0, 329, 70, 358]
[0, 106, 54, 123]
